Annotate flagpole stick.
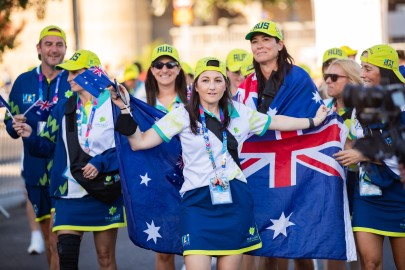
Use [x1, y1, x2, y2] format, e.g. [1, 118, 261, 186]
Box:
[23, 99, 40, 116]
[113, 79, 133, 117]
[6, 108, 14, 121]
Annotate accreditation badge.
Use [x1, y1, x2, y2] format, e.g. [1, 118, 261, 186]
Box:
[209, 176, 232, 205]
[359, 167, 382, 196]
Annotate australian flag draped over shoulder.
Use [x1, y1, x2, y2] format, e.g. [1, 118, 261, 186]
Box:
[239, 66, 356, 261]
[74, 66, 113, 97]
[114, 95, 184, 254]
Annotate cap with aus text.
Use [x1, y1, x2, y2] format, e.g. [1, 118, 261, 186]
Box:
[194, 57, 227, 79]
[322, 47, 348, 64]
[360, 44, 405, 83]
[226, 49, 248, 72]
[245, 20, 283, 41]
[56, 50, 101, 71]
[151, 44, 180, 63]
[39, 25, 66, 43]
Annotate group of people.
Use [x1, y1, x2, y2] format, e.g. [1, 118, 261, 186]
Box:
[5, 18, 405, 270]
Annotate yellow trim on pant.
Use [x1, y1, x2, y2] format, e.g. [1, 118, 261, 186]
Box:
[183, 242, 262, 256]
[353, 227, 405, 237]
[35, 213, 51, 223]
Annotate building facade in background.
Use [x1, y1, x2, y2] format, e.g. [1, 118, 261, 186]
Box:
[0, 0, 404, 83]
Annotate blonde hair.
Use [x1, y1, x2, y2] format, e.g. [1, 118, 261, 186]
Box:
[327, 59, 362, 85]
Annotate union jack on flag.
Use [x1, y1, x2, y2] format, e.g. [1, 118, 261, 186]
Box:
[74, 65, 113, 98]
[26, 99, 54, 121]
[243, 114, 357, 261]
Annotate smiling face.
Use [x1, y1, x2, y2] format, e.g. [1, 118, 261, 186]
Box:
[36, 35, 67, 69]
[150, 56, 180, 88]
[250, 33, 283, 65]
[195, 70, 227, 109]
[360, 55, 381, 87]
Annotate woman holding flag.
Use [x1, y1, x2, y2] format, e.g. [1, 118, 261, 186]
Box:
[143, 43, 188, 270]
[14, 49, 126, 270]
[111, 56, 327, 270]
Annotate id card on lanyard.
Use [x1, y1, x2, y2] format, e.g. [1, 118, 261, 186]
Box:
[77, 98, 98, 153]
[199, 105, 232, 205]
[36, 66, 63, 134]
[359, 166, 382, 196]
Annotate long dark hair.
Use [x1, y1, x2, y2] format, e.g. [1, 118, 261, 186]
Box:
[144, 59, 188, 106]
[378, 67, 403, 85]
[187, 74, 233, 135]
[253, 36, 294, 107]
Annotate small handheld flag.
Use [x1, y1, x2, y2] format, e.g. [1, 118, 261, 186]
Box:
[0, 95, 14, 120]
[74, 66, 113, 97]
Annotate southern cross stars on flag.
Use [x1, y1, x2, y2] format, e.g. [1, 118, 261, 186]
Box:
[74, 66, 113, 97]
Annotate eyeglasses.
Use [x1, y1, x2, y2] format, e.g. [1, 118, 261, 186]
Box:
[151, 61, 179, 70]
[323, 73, 348, 82]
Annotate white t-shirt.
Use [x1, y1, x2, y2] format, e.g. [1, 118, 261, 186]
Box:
[153, 101, 271, 194]
[62, 96, 115, 198]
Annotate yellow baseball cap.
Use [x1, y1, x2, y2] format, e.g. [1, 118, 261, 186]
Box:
[151, 44, 180, 63]
[181, 62, 193, 75]
[322, 47, 348, 64]
[194, 57, 227, 79]
[360, 44, 405, 83]
[245, 20, 283, 41]
[340, 45, 357, 56]
[56, 50, 101, 70]
[39, 25, 66, 43]
[241, 53, 254, 77]
[226, 49, 248, 72]
[123, 64, 139, 81]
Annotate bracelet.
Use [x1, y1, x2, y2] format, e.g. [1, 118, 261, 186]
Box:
[308, 118, 315, 129]
[120, 107, 127, 110]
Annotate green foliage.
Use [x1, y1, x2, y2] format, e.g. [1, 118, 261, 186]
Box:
[0, 0, 49, 61]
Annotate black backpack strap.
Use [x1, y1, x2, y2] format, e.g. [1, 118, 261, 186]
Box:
[203, 113, 242, 170]
[64, 95, 92, 165]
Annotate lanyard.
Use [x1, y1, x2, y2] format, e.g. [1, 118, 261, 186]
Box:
[77, 98, 98, 152]
[36, 66, 64, 103]
[199, 105, 227, 177]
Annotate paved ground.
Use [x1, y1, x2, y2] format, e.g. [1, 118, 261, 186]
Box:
[0, 204, 185, 270]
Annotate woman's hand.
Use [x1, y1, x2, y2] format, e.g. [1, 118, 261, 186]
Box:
[82, 163, 99, 180]
[333, 149, 367, 166]
[108, 83, 130, 113]
[13, 122, 33, 138]
[313, 105, 328, 126]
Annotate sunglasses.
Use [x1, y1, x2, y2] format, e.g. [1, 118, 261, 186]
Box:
[323, 73, 348, 82]
[152, 61, 179, 70]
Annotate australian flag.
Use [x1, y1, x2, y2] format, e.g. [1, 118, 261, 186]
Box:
[114, 96, 184, 254]
[74, 66, 113, 97]
[29, 99, 54, 121]
[243, 115, 356, 260]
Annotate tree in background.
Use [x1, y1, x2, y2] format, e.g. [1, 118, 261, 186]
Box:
[0, 0, 49, 61]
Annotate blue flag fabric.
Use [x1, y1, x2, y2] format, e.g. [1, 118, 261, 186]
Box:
[0, 95, 12, 112]
[114, 96, 184, 254]
[29, 99, 54, 121]
[74, 66, 113, 97]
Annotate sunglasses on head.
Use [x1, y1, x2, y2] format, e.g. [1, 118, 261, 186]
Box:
[323, 73, 348, 82]
[152, 61, 179, 70]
